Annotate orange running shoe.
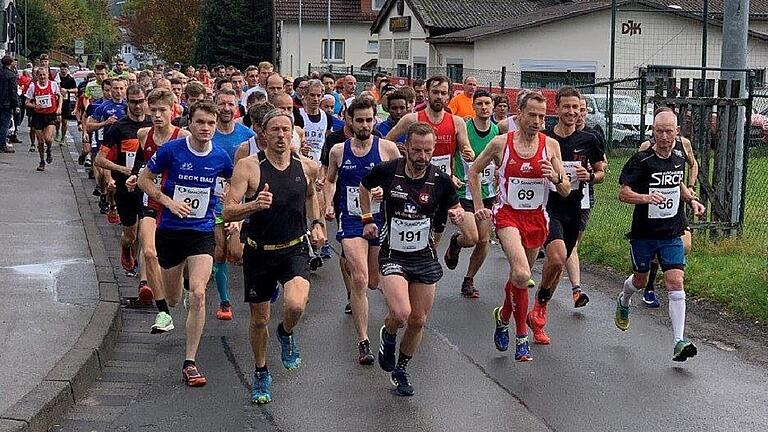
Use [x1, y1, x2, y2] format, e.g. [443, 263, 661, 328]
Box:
[107, 206, 120, 225]
[216, 304, 233, 320]
[527, 302, 551, 345]
[182, 364, 207, 387]
[138, 282, 154, 303]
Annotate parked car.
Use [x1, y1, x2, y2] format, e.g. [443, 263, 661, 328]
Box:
[583, 94, 653, 147]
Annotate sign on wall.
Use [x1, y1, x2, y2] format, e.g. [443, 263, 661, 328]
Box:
[390, 16, 411, 32]
[622, 20, 642, 36]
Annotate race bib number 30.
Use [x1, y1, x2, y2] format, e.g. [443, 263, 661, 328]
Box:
[648, 186, 680, 219]
[431, 155, 451, 176]
[346, 186, 381, 216]
[173, 185, 210, 219]
[506, 177, 545, 209]
[389, 218, 430, 252]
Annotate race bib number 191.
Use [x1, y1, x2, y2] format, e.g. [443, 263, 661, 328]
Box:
[389, 218, 430, 252]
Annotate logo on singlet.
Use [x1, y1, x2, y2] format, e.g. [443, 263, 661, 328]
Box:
[520, 162, 532, 173]
[181, 162, 193, 171]
[404, 203, 416, 214]
[418, 192, 430, 204]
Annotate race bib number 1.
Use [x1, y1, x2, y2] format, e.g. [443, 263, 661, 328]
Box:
[173, 185, 210, 219]
[648, 186, 680, 219]
[389, 218, 430, 252]
[506, 177, 545, 210]
[431, 155, 451, 176]
[346, 186, 380, 216]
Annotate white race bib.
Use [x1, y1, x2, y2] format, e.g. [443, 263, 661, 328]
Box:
[173, 185, 210, 219]
[507, 177, 545, 210]
[562, 161, 582, 190]
[96, 128, 104, 141]
[581, 184, 590, 209]
[141, 170, 162, 206]
[648, 186, 680, 219]
[464, 161, 496, 200]
[346, 186, 380, 216]
[389, 218, 430, 252]
[125, 151, 136, 169]
[35, 94, 52, 109]
[308, 145, 322, 164]
[430, 154, 451, 176]
[213, 177, 227, 197]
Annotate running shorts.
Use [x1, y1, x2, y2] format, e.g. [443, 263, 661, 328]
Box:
[459, 196, 496, 213]
[578, 208, 592, 232]
[114, 190, 143, 227]
[544, 212, 580, 258]
[493, 204, 548, 250]
[243, 242, 310, 303]
[30, 113, 57, 130]
[379, 253, 443, 285]
[630, 238, 686, 273]
[156, 229, 215, 269]
[337, 214, 383, 246]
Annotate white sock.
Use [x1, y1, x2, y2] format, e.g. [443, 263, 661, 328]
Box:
[668, 290, 686, 342]
[620, 275, 636, 307]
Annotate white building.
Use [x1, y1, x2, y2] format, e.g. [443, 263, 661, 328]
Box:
[274, 0, 382, 77]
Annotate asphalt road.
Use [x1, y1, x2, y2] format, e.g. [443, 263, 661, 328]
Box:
[51, 127, 768, 431]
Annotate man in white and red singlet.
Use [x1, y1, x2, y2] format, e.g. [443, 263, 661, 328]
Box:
[468, 91, 569, 362]
[385, 75, 474, 245]
[25, 67, 63, 171]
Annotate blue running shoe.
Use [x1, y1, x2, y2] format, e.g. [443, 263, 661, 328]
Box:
[277, 331, 301, 370]
[319, 243, 332, 259]
[378, 325, 397, 372]
[390, 368, 414, 396]
[493, 307, 510, 352]
[251, 370, 273, 404]
[515, 336, 532, 362]
[643, 289, 660, 308]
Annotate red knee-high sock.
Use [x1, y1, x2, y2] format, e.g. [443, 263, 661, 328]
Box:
[500, 280, 515, 323]
[512, 287, 529, 337]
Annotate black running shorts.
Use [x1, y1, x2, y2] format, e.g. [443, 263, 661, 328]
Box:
[379, 252, 443, 285]
[243, 243, 310, 303]
[544, 212, 580, 258]
[114, 190, 143, 227]
[155, 229, 215, 269]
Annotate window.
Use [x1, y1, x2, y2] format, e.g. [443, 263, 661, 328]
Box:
[397, 64, 407, 77]
[644, 66, 673, 86]
[447, 62, 463, 83]
[753, 69, 766, 88]
[322, 39, 345, 62]
[367, 40, 379, 54]
[393, 39, 409, 60]
[380, 39, 392, 59]
[372, 0, 387, 11]
[414, 63, 426, 80]
[123, 45, 132, 54]
[520, 71, 595, 89]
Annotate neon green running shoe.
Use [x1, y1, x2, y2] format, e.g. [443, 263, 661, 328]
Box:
[151, 312, 174, 334]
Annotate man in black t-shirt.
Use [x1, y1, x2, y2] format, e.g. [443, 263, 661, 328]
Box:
[360, 122, 472, 397]
[528, 87, 606, 346]
[614, 110, 705, 362]
[57, 64, 78, 142]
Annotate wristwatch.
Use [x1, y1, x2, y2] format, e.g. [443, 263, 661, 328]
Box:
[311, 219, 324, 228]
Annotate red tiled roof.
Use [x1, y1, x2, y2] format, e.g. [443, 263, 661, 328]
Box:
[275, 0, 378, 22]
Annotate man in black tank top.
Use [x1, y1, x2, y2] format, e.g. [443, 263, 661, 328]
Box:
[360, 123, 472, 396]
[223, 109, 325, 404]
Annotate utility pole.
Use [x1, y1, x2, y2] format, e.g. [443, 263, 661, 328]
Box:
[719, 0, 749, 234]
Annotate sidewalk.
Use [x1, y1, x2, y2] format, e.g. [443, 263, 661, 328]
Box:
[0, 126, 120, 432]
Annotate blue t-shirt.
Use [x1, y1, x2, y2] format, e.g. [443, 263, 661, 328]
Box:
[147, 137, 234, 232]
[332, 92, 343, 116]
[91, 99, 126, 145]
[330, 116, 345, 133]
[212, 123, 255, 162]
[375, 118, 405, 144]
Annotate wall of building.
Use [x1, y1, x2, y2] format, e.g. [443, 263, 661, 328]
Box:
[376, 0, 430, 69]
[279, 21, 377, 76]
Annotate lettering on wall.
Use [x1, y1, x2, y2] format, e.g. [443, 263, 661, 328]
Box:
[622, 20, 642, 36]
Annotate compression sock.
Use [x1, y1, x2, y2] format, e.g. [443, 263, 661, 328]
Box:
[499, 280, 514, 323]
[645, 262, 659, 293]
[277, 322, 292, 337]
[513, 286, 529, 337]
[537, 288, 552, 304]
[668, 290, 686, 342]
[212, 262, 230, 306]
[621, 275, 637, 307]
[396, 351, 412, 370]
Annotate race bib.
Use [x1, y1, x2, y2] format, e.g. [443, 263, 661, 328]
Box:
[506, 177, 545, 210]
[581, 184, 590, 209]
[562, 161, 582, 190]
[213, 177, 227, 197]
[431, 154, 451, 176]
[308, 144, 322, 164]
[346, 186, 380, 216]
[648, 186, 680, 219]
[389, 218, 430, 252]
[96, 128, 104, 142]
[173, 185, 210, 219]
[464, 161, 496, 200]
[35, 94, 52, 109]
[140, 170, 162, 206]
[125, 151, 136, 169]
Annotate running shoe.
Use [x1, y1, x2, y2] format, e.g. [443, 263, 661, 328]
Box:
[572, 286, 590, 308]
[29, 144, 36, 152]
[138, 282, 153, 303]
[216, 304, 233, 320]
[77, 153, 86, 165]
[98, 196, 109, 214]
[150, 312, 174, 334]
[309, 255, 323, 271]
[461, 278, 480, 298]
[614, 293, 631, 331]
[358, 340, 375, 365]
[182, 364, 207, 387]
[515, 336, 532, 362]
[92, 187, 102, 197]
[45, 148, 52, 164]
[643, 290, 661, 308]
[378, 325, 397, 372]
[390, 368, 414, 396]
[120, 246, 134, 273]
[527, 303, 551, 345]
[344, 302, 352, 314]
[319, 243, 332, 259]
[277, 331, 301, 370]
[36, 161, 45, 171]
[672, 339, 698, 362]
[493, 307, 510, 352]
[443, 232, 461, 270]
[107, 206, 120, 224]
[251, 370, 273, 404]
[527, 278, 535, 288]
[84, 155, 92, 168]
[8, 134, 21, 143]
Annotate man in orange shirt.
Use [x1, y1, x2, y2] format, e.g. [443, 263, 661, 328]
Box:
[447, 76, 478, 119]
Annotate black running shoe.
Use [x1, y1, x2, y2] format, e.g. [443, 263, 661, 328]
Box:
[78, 153, 87, 165]
[358, 340, 374, 365]
[99, 195, 109, 214]
[92, 187, 102, 197]
[443, 232, 461, 270]
[378, 326, 397, 372]
[344, 302, 352, 314]
[390, 368, 414, 396]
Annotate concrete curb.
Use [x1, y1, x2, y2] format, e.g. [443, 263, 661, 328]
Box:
[0, 143, 123, 432]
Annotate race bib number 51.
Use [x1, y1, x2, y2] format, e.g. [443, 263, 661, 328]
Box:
[173, 185, 210, 219]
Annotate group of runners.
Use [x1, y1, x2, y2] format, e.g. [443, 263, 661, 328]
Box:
[40, 57, 704, 403]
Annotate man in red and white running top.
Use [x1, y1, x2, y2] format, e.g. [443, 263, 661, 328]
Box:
[127, 88, 190, 334]
[25, 67, 63, 171]
[468, 91, 569, 362]
[385, 75, 474, 245]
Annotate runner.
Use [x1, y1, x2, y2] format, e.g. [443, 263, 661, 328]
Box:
[25, 67, 62, 171]
[638, 107, 698, 308]
[95, 83, 152, 285]
[128, 88, 190, 333]
[528, 86, 605, 345]
[468, 91, 569, 360]
[412, 79, 426, 111]
[443, 90, 498, 298]
[173, 81, 206, 128]
[211, 88, 256, 320]
[241, 62, 272, 107]
[137, 100, 234, 386]
[447, 76, 478, 119]
[83, 78, 111, 210]
[323, 97, 400, 364]
[223, 108, 324, 404]
[341, 75, 357, 106]
[615, 110, 704, 362]
[57, 64, 77, 143]
[384, 75, 474, 246]
[491, 93, 510, 124]
[375, 89, 408, 145]
[320, 72, 343, 116]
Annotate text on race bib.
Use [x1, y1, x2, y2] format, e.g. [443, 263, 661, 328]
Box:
[430, 155, 451, 176]
[173, 185, 210, 219]
[346, 186, 380, 216]
[35, 94, 53, 109]
[125, 151, 136, 169]
[506, 177, 545, 210]
[389, 218, 430, 252]
[648, 186, 680, 219]
[562, 161, 582, 190]
[213, 177, 227, 197]
[581, 184, 590, 209]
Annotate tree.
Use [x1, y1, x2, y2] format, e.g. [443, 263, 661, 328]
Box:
[194, 0, 272, 68]
[38, 0, 120, 64]
[19, 0, 57, 60]
[122, 0, 202, 64]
